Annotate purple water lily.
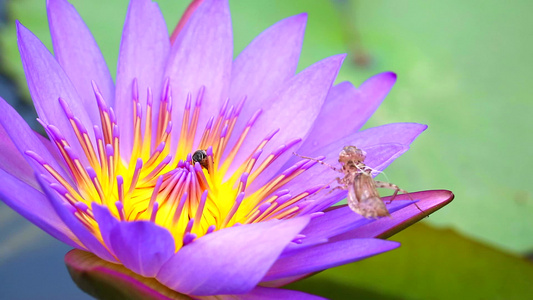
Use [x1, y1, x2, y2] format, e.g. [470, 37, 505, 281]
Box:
[0, 0, 453, 298]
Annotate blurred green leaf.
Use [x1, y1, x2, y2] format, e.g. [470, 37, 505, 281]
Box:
[287, 222, 533, 300]
[1, 0, 532, 254]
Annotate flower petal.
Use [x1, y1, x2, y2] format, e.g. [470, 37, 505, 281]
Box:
[66, 249, 322, 299]
[215, 286, 326, 300]
[230, 54, 345, 183]
[110, 222, 176, 277]
[16, 21, 94, 161]
[47, 0, 114, 118]
[0, 123, 36, 188]
[288, 200, 414, 251]
[330, 190, 454, 241]
[229, 13, 307, 129]
[300, 122, 427, 161]
[263, 238, 400, 282]
[115, 0, 170, 159]
[164, 0, 232, 151]
[37, 175, 116, 262]
[92, 204, 175, 277]
[300, 72, 397, 154]
[344, 122, 427, 149]
[156, 217, 310, 296]
[170, 0, 205, 43]
[283, 123, 426, 186]
[91, 204, 119, 252]
[0, 168, 80, 249]
[0, 97, 71, 184]
[364, 143, 410, 172]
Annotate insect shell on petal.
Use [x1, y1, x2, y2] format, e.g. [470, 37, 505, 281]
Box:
[294, 145, 413, 219]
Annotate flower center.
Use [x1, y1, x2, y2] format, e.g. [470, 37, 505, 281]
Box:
[29, 79, 325, 250]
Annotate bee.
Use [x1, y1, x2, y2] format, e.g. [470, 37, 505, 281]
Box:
[192, 149, 209, 170]
[294, 145, 412, 218]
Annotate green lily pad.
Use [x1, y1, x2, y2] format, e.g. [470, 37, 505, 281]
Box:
[287, 222, 533, 299]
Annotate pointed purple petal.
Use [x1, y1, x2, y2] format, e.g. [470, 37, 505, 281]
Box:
[16, 22, 94, 160]
[165, 0, 232, 151]
[91, 204, 119, 253]
[287, 200, 414, 251]
[0, 169, 80, 249]
[364, 143, 410, 171]
[92, 204, 175, 277]
[263, 238, 399, 282]
[229, 13, 307, 127]
[47, 0, 114, 117]
[37, 175, 116, 262]
[0, 122, 36, 188]
[330, 190, 454, 241]
[0, 97, 72, 184]
[267, 193, 451, 287]
[229, 54, 345, 182]
[299, 122, 427, 162]
[110, 222, 176, 277]
[342, 122, 427, 149]
[216, 286, 326, 300]
[115, 0, 170, 159]
[156, 217, 310, 296]
[300, 72, 397, 153]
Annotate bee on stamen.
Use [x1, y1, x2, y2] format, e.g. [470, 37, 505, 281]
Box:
[192, 149, 209, 170]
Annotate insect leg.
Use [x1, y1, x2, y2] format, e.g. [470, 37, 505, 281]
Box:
[292, 152, 342, 173]
[308, 177, 347, 198]
[374, 181, 425, 214]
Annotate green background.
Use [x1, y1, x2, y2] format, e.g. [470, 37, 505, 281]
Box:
[0, 0, 532, 299]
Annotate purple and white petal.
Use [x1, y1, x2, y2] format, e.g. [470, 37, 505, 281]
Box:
[164, 0, 232, 152]
[16, 22, 95, 161]
[263, 238, 399, 282]
[330, 190, 454, 241]
[91, 204, 119, 253]
[286, 200, 414, 252]
[156, 217, 310, 296]
[115, 0, 170, 159]
[109, 221, 175, 277]
[230, 54, 345, 184]
[226, 13, 307, 157]
[343, 122, 427, 149]
[230, 13, 306, 108]
[47, 0, 114, 121]
[300, 72, 397, 154]
[0, 123, 36, 188]
[92, 204, 175, 277]
[0, 97, 72, 184]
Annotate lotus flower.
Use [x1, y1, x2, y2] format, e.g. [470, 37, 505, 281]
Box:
[0, 0, 453, 298]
